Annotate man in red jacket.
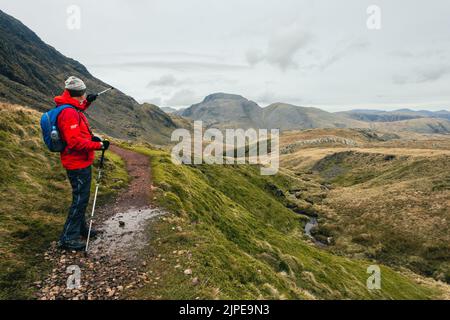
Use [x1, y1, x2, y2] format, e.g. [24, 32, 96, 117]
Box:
[56, 76, 110, 251]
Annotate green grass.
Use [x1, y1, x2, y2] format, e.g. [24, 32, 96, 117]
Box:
[123, 145, 442, 300]
[0, 104, 128, 299]
[1, 105, 445, 299]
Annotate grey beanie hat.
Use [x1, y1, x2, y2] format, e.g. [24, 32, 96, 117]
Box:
[65, 76, 86, 91]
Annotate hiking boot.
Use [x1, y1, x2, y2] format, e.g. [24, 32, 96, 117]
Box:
[81, 228, 101, 239]
[58, 239, 86, 251]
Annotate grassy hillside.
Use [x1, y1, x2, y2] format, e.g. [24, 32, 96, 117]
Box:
[120, 144, 446, 299]
[0, 103, 128, 299]
[278, 129, 450, 284]
[1, 104, 447, 299]
[312, 151, 450, 283]
[0, 10, 180, 145]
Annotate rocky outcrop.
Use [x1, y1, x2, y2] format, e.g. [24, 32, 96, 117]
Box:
[281, 137, 358, 154]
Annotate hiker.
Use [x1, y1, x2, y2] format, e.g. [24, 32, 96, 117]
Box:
[56, 76, 110, 251]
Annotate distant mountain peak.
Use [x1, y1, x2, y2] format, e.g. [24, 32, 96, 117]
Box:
[203, 93, 247, 103]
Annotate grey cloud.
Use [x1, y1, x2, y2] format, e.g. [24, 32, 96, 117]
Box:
[9, 0, 450, 110]
[266, 26, 312, 70]
[245, 23, 312, 70]
[319, 39, 370, 71]
[389, 50, 415, 59]
[418, 66, 450, 82]
[165, 89, 198, 107]
[147, 74, 178, 87]
[392, 75, 408, 85]
[256, 91, 303, 106]
[257, 91, 277, 105]
[147, 74, 236, 89]
[246, 48, 264, 66]
[246, 31, 368, 73]
[393, 65, 450, 85]
[90, 61, 249, 72]
[143, 97, 162, 106]
[99, 51, 223, 60]
[389, 49, 447, 60]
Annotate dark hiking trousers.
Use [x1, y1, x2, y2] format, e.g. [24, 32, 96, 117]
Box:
[60, 165, 92, 243]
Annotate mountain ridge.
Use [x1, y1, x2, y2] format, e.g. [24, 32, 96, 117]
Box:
[0, 9, 179, 145]
[180, 93, 450, 134]
[337, 109, 450, 122]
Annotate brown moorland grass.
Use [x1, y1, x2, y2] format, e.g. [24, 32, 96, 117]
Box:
[279, 129, 450, 284]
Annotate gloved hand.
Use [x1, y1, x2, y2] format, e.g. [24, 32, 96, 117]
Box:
[92, 136, 102, 142]
[86, 94, 98, 103]
[101, 140, 110, 150]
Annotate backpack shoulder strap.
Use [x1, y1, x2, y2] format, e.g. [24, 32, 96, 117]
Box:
[54, 104, 77, 116]
[53, 104, 76, 122]
[60, 105, 94, 138]
[79, 112, 94, 138]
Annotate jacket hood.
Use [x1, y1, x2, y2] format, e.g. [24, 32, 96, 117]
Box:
[54, 90, 89, 111]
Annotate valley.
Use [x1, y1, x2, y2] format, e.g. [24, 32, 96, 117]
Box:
[2, 103, 449, 299]
[0, 7, 449, 301]
[279, 129, 450, 284]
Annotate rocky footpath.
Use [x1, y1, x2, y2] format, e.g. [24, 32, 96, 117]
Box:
[35, 146, 163, 300]
[35, 241, 152, 300]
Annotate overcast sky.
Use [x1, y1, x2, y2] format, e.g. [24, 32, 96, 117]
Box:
[1, 0, 450, 111]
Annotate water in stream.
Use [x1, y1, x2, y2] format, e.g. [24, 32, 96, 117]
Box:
[305, 217, 318, 238]
[304, 217, 327, 247]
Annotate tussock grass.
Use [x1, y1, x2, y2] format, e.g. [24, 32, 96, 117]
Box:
[123, 144, 443, 300]
[279, 129, 449, 285]
[312, 150, 450, 283]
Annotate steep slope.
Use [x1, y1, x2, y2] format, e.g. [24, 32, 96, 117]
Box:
[0, 103, 128, 299]
[180, 93, 263, 129]
[0, 10, 178, 145]
[263, 103, 365, 130]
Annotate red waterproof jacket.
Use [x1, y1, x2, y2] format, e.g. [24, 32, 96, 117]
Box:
[55, 90, 102, 170]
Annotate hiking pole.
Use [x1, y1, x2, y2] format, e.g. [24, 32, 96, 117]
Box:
[97, 87, 114, 96]
[85, 149, 106, 255]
